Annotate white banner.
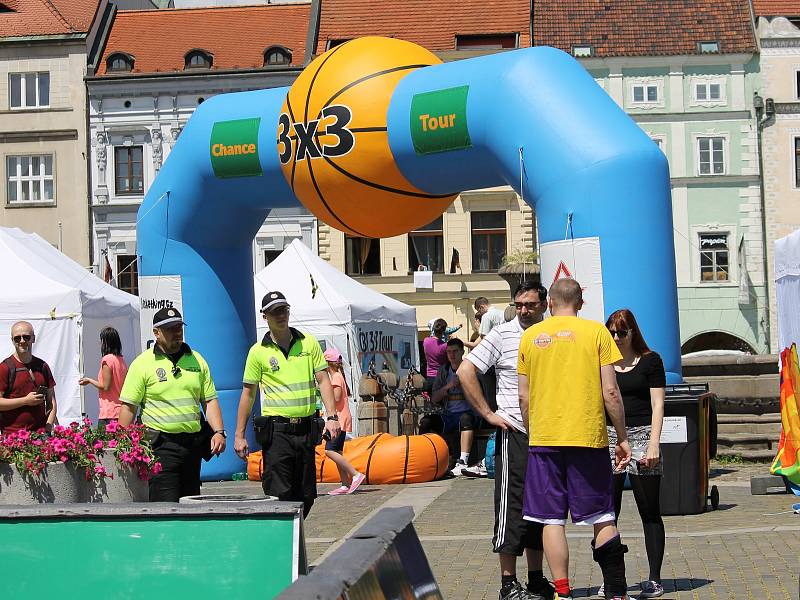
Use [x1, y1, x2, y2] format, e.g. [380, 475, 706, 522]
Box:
[540, 237, 604, 323]
[138, 275, 183, 351]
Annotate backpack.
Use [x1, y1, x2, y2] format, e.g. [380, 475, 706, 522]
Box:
[3, 357, 43, 398]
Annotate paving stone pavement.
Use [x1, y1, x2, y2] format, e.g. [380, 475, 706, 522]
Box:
[206, 462, 800, 599]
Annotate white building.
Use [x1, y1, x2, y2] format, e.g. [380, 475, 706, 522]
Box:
[86, 3, 314, 293]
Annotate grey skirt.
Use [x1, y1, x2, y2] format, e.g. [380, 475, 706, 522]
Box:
[606, 425, 663, 476]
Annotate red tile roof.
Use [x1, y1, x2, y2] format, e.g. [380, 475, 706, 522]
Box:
[753, 1, 800, 15]
[315, 0, 530, 54]
[534, 0, 757, 57]
[96, 4, 310, 76]
[0, 0, 100, 38]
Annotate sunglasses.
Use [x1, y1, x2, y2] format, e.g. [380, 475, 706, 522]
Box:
[608, 329, 630, 339]
[265, 306, 290, 316]
[12, 334, 32, 343]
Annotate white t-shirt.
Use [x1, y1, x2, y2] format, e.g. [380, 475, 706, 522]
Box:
[465, 317, 525, 432]
[479, 307, 506, 336]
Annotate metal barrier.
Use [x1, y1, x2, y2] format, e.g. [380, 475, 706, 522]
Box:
[277, 506, 443, 600]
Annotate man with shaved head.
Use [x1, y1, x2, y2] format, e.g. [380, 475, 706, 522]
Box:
[0, 321, 57, 433]
[517, 278, 634, 600]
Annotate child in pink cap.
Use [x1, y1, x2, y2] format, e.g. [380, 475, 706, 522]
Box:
[323, 347, 364, 495]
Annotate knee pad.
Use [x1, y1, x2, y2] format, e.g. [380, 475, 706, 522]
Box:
[459, 411, 477, 431]
[592, 535, 628, 565]
[592, 535, 628, 597]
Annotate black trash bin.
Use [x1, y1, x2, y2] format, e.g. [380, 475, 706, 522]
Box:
[659, 383, 719, 515]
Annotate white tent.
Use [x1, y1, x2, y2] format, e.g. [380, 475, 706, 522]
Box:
[0, 227, 140, 424]
[254, 240, 419, 431]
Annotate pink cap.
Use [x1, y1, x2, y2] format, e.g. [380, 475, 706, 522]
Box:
[323, 347, 342, 362]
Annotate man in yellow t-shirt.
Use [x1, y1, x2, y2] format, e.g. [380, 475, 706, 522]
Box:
[517, 278, 632, 600]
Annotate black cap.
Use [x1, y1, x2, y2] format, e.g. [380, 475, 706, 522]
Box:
[153, 307, 185, 328]
[261, 291, 290, 314]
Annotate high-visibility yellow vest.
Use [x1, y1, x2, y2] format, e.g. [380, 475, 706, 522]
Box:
[120, 344, 217, 433]
[243, 328, 326, 417]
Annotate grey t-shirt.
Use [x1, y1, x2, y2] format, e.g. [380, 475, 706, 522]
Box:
[479, 307, 506, 336]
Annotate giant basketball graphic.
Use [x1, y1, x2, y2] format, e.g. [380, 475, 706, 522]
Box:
[276, 36, 457, 238]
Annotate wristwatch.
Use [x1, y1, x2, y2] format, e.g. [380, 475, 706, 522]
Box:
[326, 415, 339, 422]
[213, 429, 227, 438]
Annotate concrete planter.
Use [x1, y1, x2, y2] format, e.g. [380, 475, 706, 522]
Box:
[80, 453, 148, 503]
[0, 461, 82, 504]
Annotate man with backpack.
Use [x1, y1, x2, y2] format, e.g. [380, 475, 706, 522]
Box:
[0, 321, 57, 433]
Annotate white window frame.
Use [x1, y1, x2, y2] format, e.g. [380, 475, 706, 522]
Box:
[690, 224, 738, 285]
[627, 78, 664, 109]
[695, 134, 728, 176]
[6, 153, 56, 205]
[690, 76, 726, 107]
[9, 71, 50, 109]
[649, 134, 667, 155]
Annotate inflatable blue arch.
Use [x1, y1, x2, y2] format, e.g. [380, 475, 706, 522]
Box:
[137, 38, 680, 478]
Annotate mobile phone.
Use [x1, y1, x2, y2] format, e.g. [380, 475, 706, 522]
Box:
[36, 385, 48, 397]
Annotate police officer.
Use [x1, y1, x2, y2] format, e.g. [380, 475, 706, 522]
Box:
[234, 291, 340, 516]
[119, 307, 226, 502]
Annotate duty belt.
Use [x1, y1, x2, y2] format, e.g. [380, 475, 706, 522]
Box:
[270, 415, 313, 435]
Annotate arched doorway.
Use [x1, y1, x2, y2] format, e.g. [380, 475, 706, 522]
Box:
[681, 332, 756, 355]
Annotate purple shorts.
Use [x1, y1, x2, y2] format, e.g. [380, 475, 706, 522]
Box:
[522, 446, 615, 526]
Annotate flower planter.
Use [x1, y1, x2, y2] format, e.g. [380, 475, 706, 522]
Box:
[0, 461, 82, 504]
[79, 453, 148, 503]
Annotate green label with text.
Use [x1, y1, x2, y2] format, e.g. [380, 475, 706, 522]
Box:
[210, 117, 262, 178]
[410, 86, 471, 155]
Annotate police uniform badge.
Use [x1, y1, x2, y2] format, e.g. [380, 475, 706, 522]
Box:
[156, 367, 167, 382]
[269, 357, 280, 372]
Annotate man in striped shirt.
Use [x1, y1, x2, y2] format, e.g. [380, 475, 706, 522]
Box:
[458, 281, 552, 600]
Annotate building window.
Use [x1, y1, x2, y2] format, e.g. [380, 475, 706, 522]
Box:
[116, 255, 138, 295]
[796, 71, 800, 99]
[572, 45, 592, 57]
[408, 216, 444, 272]
[107, 53, 134, 72]
[695, 82, 721, 102]
[697, 137, 725, 175]
[9, 72, 49, 109]
[795, 138, 800, 188]
[455, 34, 518, 50]
[264, 46, 291, 66]
[345, 236, 380, 276]
[264, 249, 281, 267]
[471, 211, 506, 272]
[114, 146, 144, 195]
[326, 39, 350, 50]
[185, 50, 213, 69]
[699, 233, 729, 282]
[632, 83, 659, 104]
[6, 155, 54, 205]
[698, 41, 720, 54]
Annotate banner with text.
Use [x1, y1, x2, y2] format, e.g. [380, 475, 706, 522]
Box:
[355, 324, 416, 380]
[139, 275, 183, 350]
[540, 237, 605, 323]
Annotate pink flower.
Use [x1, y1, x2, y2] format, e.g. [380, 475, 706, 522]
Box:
[93, 441, 104, 450]
[105, 421, 119, 434]
[108, 440, 118, 448]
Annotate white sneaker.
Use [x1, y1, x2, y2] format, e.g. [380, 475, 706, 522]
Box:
[462, 459, 488, 478]
[450, 459, 468, 476]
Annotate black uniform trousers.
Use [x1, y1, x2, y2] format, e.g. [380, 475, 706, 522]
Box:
[262, 429, 317, 517]
[147, 430, 204, 502]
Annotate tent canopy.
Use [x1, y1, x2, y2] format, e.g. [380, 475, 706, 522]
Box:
[253, 239, 417, 329]
[0, 227, 140, 424]
[253, 240, 419, 434]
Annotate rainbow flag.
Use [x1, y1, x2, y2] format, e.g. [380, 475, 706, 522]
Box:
[771, 344, 800, 491]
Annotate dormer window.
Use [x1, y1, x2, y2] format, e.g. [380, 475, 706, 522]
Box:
[573, 45, 593, 58]
[264, 46, 292, 66]
[698, 41, 720, 54]
[185, 50, 213, 70]
[455, 34, 518, 50]
[107, 53, 134, 73]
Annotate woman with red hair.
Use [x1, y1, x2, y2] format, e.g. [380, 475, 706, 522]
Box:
[602, 308, 666, 599]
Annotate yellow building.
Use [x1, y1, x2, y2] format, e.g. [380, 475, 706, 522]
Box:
[319, 186, 536, 341]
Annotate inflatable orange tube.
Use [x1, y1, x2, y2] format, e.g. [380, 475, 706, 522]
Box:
[315, 433, 449, 484]
[247, 433, 449, 484]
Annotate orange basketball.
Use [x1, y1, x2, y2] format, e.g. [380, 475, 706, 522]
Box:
[276, 37, 456, 238]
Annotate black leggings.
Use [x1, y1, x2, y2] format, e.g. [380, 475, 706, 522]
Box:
[613, 473, 665, 583]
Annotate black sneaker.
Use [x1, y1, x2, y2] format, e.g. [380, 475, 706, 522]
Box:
[500, 581, 546, 600]
[528, 578, 555, 600]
